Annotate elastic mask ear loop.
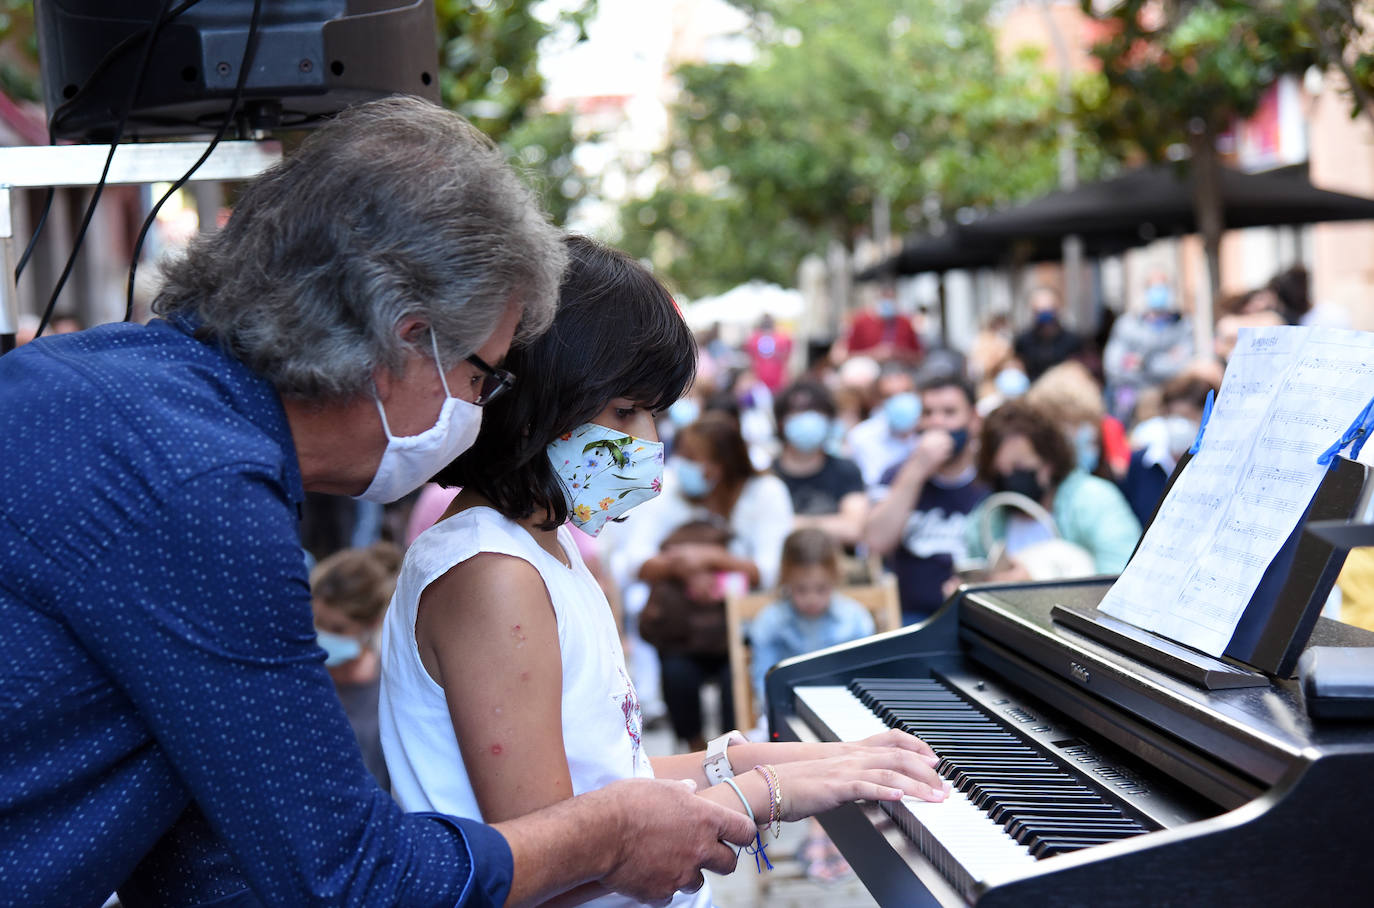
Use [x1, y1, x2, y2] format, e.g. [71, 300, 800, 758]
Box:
[429, 329, 455, 399]
[372, 380, 395, 439]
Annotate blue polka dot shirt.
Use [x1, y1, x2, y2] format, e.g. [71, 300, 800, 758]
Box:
[0, 317, 512, 906]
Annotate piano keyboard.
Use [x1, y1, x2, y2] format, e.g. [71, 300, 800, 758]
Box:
[796, 677, 1156, 900]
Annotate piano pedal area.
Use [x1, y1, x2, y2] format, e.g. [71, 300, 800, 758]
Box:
[793, 670, 1214, 904]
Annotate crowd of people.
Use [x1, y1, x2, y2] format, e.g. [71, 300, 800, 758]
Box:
[0, 93, 1353, 907]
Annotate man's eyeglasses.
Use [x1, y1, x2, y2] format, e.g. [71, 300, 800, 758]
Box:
[466, 354, 516, 406]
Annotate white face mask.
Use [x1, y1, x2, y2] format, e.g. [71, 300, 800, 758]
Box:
[547, 422, 665, 536]
[355, 332, 482, 504]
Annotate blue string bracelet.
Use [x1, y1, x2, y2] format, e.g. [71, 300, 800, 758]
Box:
[720, 776, 773, 873]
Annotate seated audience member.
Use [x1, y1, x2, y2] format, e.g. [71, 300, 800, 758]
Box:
[1120, 374, 1216, 526]
[748, 528, 874, 713]
[745, 313, 793, 393]
[865, 374, 989, 623]
[381, 236, 945, 908]
[746, 526, 876, 883]
[846, 362, 923, 488]
[311, 541, 403, 790]
[1268, 264, 1311, 325]
[966, 312, 1014, 386]
[964, 400, 1142, 581]
[975, 359, 1031, 418]
[1103, 269, 1193, 421]
[836, 279, 923, 364]
[1013, 286, 1083, 382]
[1026, 360, 1128, 480]
[771, 380, 868, 547]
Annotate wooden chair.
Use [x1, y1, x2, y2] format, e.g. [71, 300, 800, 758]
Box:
[726, 572, 902, 732]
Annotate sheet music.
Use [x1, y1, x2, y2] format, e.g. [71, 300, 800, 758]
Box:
[1099, 326, 1374, 656]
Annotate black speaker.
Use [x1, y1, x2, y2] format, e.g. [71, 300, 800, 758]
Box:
[35, 0, 441, 142]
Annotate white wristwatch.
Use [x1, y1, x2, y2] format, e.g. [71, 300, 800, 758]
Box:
[702, 729, 749, 785]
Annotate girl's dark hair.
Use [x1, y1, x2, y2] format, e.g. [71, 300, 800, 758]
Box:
[975, 399, 1076, 489]
[434, 235, 696, 529]
[675, 410, 757, 495]
[780, 527, 842, 580]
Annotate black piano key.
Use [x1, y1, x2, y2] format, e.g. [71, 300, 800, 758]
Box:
[1030, 834, 1142, 858]
[1008, 816, 1144, 840]
[989, 803, 1126, 823]
[974, 788, 1102, 809]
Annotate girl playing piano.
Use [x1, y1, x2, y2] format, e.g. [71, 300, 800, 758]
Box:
[378, 235, 946, 907]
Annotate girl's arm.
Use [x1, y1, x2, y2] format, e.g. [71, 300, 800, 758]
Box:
[418, 551, 573, 822]
[649, 729, 939, 790]
[418, 552, 613, 905]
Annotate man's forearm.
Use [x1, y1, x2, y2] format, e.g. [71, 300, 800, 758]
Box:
[864, 464, 930, 554]
[495, 790, 620, 907]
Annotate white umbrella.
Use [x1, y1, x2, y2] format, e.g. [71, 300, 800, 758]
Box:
[681, 280, 803, 330]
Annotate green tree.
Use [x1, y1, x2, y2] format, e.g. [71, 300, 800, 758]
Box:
[1077, 0, 1370, 311]
[616, 0, 1091, 300]
[435, 0, 597, 224]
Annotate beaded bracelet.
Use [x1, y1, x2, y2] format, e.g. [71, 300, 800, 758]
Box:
[720, 777, 773, 873]
[753, 764, 782, 838]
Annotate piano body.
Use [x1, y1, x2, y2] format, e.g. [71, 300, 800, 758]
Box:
[767, 576, 1374, 907]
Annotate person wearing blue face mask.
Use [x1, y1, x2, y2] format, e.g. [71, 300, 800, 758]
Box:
[864, 375, 990, 623]
[845, 364, 924, 488]
[1012, 286, 1083, 382]
[770, 381, 869, 548]
[382, 236, 945, 908]
[1103, 268, 1195, 422]
[311, 542, 403, 792]
[833, 279, 923, 365]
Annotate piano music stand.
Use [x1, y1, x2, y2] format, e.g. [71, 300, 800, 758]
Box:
[1052, 454, 1372, 688]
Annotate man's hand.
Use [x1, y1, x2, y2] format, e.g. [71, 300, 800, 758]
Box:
[599, 778, 754, 901]
[909, 428, 954, 475]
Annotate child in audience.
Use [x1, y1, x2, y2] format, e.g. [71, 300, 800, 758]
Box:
[748, 527, 878, 883]
[311, 541, 403, 791]
[748, 528, 875, 715]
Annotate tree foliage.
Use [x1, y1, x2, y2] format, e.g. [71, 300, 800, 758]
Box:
[616, 0, 1093, 299]
[1077, 0, 1328, 160]
[1076, 0, 1372, 306]
[434, 0, 597, 225]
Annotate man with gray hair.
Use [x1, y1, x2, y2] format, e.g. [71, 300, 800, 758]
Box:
[0, 97, 751, 906]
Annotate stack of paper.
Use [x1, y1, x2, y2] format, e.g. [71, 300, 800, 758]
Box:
[1099, 326, 1374, 656]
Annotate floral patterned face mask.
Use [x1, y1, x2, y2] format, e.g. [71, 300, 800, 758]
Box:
[547, 422, 665, 536]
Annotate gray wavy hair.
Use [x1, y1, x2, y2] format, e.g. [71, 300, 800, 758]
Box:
[153, 95, 565, 399]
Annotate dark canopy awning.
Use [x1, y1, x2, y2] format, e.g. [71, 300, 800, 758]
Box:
[961, 163, 1374, 245]
[860, 163, 1374, 280]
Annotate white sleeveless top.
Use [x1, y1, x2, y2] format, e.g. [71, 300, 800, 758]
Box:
[379, 507, 712, 908]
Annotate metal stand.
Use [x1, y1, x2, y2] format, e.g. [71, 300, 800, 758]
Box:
[0, 139, 282, 351]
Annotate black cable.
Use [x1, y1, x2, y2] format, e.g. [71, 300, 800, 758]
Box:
[19, 0, 205, 285]
[46, 0, 207, 138]
[14, 188, 54, 282]
[125, 0, 264, 323]
[33, 0, 174, 339]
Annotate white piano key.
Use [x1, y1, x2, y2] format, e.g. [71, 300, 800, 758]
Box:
[794, 685, 1037, 891]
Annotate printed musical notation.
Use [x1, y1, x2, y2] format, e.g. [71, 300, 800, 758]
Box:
[1100, 326, 1374, 657]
